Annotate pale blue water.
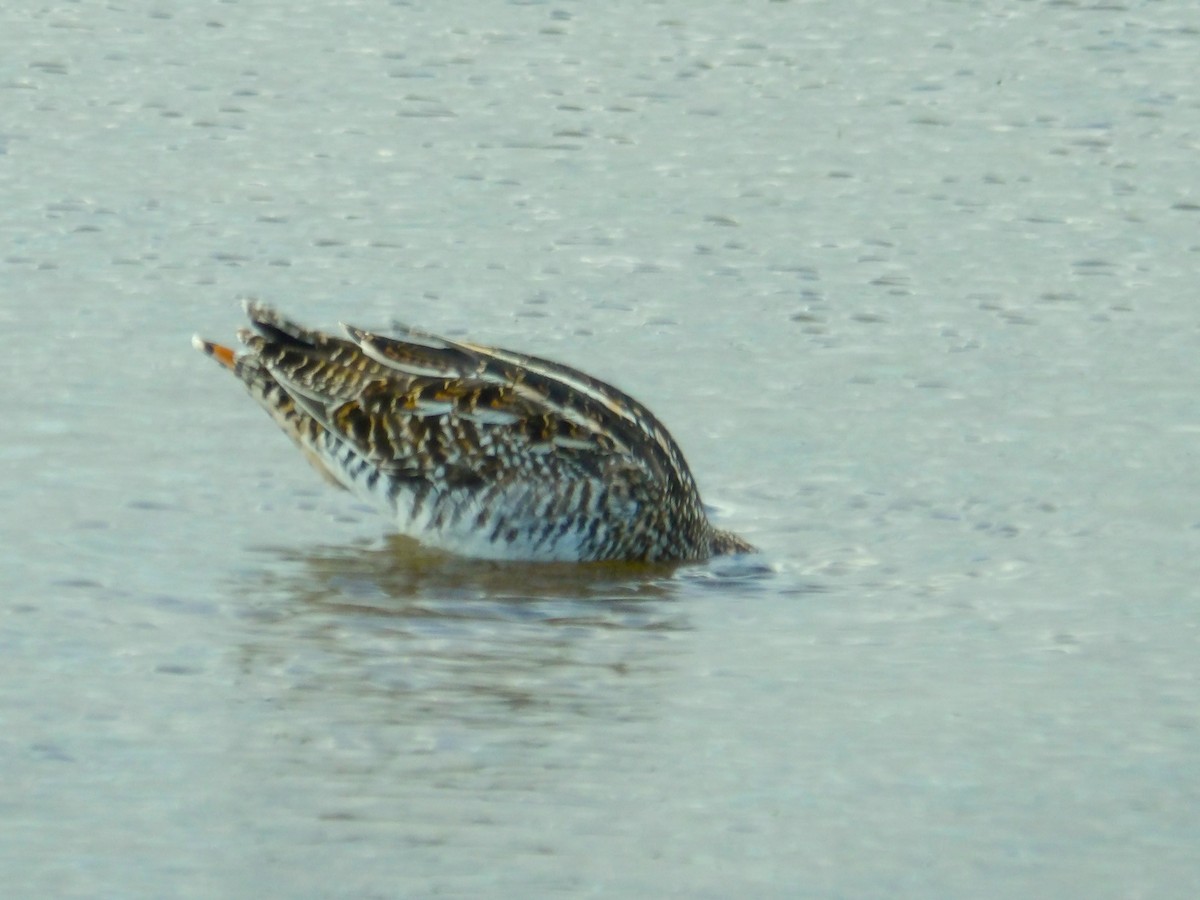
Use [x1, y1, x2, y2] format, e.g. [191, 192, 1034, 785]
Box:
[3, 1, 1199, 897]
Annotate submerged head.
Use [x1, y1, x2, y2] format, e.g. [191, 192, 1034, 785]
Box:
[709, 528, 756, 557]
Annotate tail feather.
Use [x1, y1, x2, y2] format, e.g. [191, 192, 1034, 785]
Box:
[193, 323, 349, 489]
[191, 335, 237, 371]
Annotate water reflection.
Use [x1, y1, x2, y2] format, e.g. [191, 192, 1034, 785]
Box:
[248, 533, 689, 621]
[228, 536, 726, 729]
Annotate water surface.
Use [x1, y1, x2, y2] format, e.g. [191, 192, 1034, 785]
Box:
[3, 1, 1199, 897]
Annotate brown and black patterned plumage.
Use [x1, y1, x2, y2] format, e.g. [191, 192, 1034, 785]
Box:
[193, 301, 753, 562]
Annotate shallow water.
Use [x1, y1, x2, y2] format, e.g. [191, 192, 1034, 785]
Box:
[4, 1, 1200, 897]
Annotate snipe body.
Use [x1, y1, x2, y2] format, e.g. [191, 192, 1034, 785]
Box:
[194, 302, 752, 562]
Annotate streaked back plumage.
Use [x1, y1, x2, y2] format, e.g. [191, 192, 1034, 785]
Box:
[193, 301, 753, 562]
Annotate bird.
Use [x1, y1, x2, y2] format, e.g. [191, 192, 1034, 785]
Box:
[193, 301, 753, 563]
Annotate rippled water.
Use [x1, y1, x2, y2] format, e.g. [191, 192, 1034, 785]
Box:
[4, 1, 1199, 897]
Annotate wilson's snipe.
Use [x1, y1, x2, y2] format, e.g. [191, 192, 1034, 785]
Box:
[194, 302, 753, 562]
